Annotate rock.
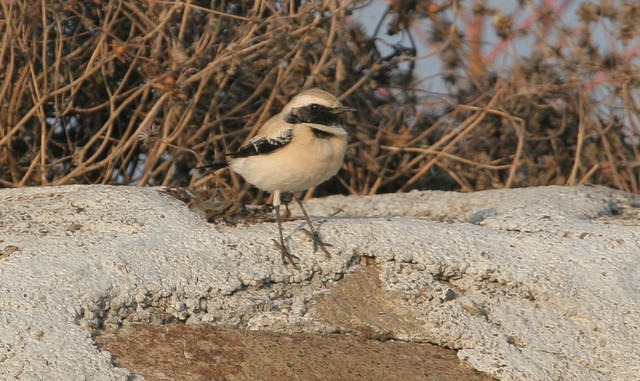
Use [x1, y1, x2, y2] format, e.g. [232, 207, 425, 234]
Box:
[0, 184, 639, 380]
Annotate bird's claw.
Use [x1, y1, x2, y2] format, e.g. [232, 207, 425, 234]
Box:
[272, 239, 300, 269]
[302, 229, 333, 258]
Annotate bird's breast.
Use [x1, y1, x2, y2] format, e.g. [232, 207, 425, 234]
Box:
[229, 127, 347, 192]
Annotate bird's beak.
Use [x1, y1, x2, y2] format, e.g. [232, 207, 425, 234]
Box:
[333, 106, 357, 114]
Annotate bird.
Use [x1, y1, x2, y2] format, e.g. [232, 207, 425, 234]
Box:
[199, 88, 356, 268]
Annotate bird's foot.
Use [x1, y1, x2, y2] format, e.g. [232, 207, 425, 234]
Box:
[302, 229, 333, 258]
[282, 204, 292, 219]
[272, 239, 300, 269]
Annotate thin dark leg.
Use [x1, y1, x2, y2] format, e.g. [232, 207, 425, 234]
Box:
[294, 195, 332, 258]
[273, 204, 299, 269]
[281, 192, 293, 219]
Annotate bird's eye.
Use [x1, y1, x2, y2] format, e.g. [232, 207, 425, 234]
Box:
[311, 104, 319, 110]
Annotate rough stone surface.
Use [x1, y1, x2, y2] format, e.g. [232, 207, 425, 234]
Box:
[95, 322, 492, 381]
[1, 184, 639, 380]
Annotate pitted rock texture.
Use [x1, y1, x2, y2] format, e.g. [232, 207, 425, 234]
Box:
[0, 184, 638, 380]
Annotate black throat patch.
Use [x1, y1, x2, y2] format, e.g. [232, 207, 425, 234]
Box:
[285, 103, 339, 126]
[310, 127, 335, 139]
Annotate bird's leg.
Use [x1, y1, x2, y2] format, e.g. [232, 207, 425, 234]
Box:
[294, 194, 332, 258]
[281, 192, 293, 219]
[271, 190, 299, 269]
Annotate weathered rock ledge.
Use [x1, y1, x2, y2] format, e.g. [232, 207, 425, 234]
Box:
[0, 184, 638, 380]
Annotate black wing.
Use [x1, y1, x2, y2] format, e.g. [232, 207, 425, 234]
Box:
[233, 128, 293, 158]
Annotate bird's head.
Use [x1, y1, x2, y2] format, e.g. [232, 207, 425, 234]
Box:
[282, 88, 356, 126]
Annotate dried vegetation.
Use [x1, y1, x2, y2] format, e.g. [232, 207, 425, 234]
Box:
[1, 0, 640, 205]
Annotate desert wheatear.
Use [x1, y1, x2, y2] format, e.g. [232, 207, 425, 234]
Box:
[200, 88, 355, 268]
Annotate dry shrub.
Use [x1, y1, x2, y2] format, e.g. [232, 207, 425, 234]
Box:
[367, 0, 640, 194]
[1, 0, 640, 202]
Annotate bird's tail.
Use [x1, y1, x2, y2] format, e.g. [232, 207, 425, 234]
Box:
[196, 160, 228, 170]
